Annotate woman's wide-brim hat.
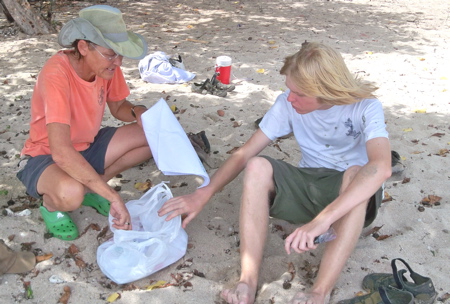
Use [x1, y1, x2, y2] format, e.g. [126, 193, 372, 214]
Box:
[58, 5, 147, 60]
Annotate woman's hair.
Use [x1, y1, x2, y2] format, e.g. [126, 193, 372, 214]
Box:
[70, 39, 94, 60]
[280, 41, 378, 105]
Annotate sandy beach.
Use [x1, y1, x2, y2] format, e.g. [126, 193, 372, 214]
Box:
[0, 0, 449, 303]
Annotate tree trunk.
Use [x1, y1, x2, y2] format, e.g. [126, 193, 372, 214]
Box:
[0, 0, 55, 35]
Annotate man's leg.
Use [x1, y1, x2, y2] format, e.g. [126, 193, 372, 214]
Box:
[102, 123, 152, 181]
[221, 157, 275, 304]
[290, 166, 368, 304]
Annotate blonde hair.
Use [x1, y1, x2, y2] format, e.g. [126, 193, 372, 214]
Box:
[280, 41, 378, 105]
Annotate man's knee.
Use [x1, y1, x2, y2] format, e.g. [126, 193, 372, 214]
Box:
[245, 156, 273, 177]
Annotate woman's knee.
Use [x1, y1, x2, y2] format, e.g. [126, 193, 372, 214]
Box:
[49, 179, 85, 211]
[115, 123, 147, 146]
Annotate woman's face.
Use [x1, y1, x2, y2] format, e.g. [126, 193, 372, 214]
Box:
[77, 41, 123, 82]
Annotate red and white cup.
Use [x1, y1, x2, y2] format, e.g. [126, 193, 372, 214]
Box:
[215, 56, 232, 84]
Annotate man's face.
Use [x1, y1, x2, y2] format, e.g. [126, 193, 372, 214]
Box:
[285, 76, 332, 114]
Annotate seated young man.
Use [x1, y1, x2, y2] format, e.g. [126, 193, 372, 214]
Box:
[159, 41, 392, 304]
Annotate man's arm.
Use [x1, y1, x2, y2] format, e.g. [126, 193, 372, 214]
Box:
[158, 128, 273, 228]
[285, 137, 392, 253]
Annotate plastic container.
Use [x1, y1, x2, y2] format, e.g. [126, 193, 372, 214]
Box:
[215, 56, 232, 84]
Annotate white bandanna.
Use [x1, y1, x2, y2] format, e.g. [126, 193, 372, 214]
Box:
[138, 51, 195, 84]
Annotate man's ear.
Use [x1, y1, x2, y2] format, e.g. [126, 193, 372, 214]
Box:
[77, 40, 90, 56]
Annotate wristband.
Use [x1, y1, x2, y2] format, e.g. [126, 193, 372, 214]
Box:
[131, 105, 147, 118]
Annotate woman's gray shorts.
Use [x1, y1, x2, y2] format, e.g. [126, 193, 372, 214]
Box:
[262, 156, 382, 228]
[16, 127, 117, 199]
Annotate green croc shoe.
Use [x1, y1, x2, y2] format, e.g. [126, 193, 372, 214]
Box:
[362, 258, 437, 304]
[40, 206, 79, 241]
[337, 286, 413, 304]
[82, 193, 110, 216]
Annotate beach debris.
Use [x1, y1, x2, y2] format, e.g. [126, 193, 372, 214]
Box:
[193, 269, 205, 278]
[431, 132, 445, 137]
[300, 260, 318, 285]
[23, 281, 33, 299]
[282, 262, 296, 289]
[375, 235, 391, 241]
[78, 223, 101, 238]
[171, 272, 194, 290]
[170, 182, 188, 189]
[402, 177, 411, 184]
[58, 286, 71, 304]
[217, 109, 225, 117]
[49, 275, 66, 284]
[403, 128, 413, 132]
[2, 209, 13, 216]
[123, 283, 139, 291]
[20, 242, 35, 251]
[36, 252, 53, 263]
[437, 292, 450, 302]
[437, 149, 449, 156]
[67, 244, 87, 269]
[363, 225, 391, 241]
[134, 180, 152, 192]
[176, 258, 193, 270]
[96, 225, 109, 242]
[363, 225, 383, 237]
[226, 147, 239, 154]
[420, 195, 441, 207]
[414, 109, 427, 113]
[15, 209, 31, 216]
[382, 191, 393, 203]
[185, 38, 208, 44]
[2, 208, 31, 217]
[146, 280, 168, 290]
[106, 292, 121, 302]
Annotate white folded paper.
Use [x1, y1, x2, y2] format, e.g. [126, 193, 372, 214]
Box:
[141, 98, 210, 188]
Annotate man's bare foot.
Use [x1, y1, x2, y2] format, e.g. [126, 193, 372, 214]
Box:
[289, 291, 326, 304]
[220, 282, 256, 304]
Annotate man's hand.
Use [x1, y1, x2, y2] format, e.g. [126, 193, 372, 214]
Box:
[284, 221, 330, 254]
[158, 190, 209, 228]
[110, 200, 132, 230]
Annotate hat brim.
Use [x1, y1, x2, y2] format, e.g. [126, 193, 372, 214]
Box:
[58, 18, 148, 60]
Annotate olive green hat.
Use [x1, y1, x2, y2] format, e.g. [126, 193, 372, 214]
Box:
[58, 5, 147, 60]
